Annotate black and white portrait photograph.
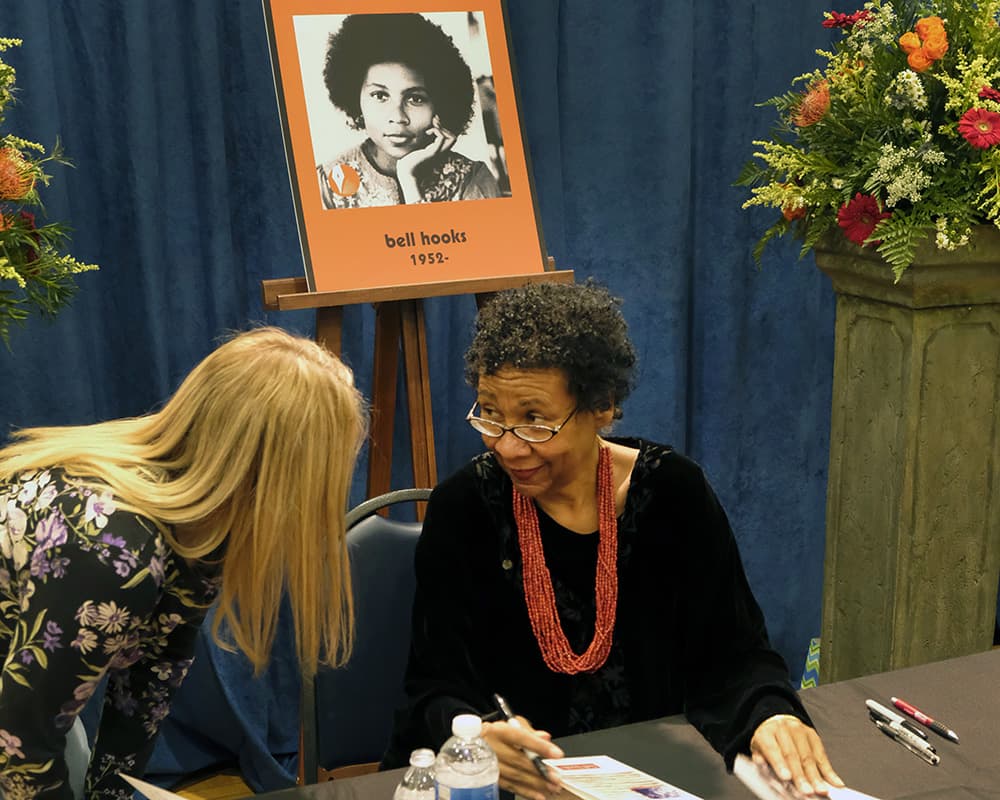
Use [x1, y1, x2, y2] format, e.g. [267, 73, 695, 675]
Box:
[293, 11, 511, 209]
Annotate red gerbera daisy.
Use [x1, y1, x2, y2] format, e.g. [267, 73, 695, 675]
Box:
[979, 86, 1000, 103]
[959, 108, 1000, 149]
[836, 193, 890, 246]
[822, 10, 872, 29]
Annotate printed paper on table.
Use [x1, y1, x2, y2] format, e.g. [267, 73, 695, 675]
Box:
[262, 0, 547, 293]
[543, 755, 703, 800]
[120, 775, 187, 800]
[733, 754, 881, 800]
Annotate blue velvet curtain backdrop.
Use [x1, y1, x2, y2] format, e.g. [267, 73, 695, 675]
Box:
[1, 0, 854, 787]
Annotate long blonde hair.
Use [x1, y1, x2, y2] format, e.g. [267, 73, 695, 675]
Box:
[0, 326, 366, 677]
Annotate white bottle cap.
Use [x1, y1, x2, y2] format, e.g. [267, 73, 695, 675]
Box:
[452, 713, 483, 739]
[410, 748, 435, 767]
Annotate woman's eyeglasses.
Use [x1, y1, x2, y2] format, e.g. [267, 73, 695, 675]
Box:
[465, 402, 577, 443]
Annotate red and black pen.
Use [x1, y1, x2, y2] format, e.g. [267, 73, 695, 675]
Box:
[891, 696, 960, 744]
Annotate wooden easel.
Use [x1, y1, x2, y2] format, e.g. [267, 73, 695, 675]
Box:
[262, 263, 572, 517]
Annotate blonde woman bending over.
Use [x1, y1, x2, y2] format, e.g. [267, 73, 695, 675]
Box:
[0, 327, 366, 800]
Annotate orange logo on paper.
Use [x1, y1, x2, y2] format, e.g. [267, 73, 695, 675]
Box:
[327, 163, 360, 197]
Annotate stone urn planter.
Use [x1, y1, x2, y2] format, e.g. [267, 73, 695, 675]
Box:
[815, 226, 1000, 683]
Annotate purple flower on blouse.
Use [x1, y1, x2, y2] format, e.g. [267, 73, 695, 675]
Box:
[108, 647, 142, 671]
[35, 511, 68, 549]
[149, 701, 169, 723]
[29, 549, 51, 578]
[42, 620, 63, 652]
[51, 556, 69, 578]
[0, 729, 26, 759]
[99, 531, 126, 549]
[19, 649, 33, 665]
[143, 701, 171, 736]
[113, 549, 138, 577]
[149, 555, 166, 587]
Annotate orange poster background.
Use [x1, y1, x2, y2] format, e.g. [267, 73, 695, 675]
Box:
[264, 0, 547, 293]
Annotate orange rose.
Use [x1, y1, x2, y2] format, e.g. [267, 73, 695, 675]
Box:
[900, 17, 948, 69]
[915, 16, 944, 39]
[899, 31, 921, 54]
[922, 32, 948, 60]
[908, 50, 934, 72]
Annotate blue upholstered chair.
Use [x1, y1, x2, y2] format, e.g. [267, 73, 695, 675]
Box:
[300, 488, 432, 783]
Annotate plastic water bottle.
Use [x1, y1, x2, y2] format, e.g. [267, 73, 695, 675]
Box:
[393, 748, 437, 800]
[434, 714, 499, 800]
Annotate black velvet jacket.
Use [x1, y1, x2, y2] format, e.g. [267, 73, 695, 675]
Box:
[382, 440, 809, 770]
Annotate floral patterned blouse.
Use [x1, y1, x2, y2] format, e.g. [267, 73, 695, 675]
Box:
[317, 140, 501, 209]
[0, 469, 220, 800]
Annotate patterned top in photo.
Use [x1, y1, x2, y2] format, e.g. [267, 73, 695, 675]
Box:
[317, 141, 500, 209]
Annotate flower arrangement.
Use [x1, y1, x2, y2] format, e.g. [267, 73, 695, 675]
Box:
[738, 0, 1000, 279]
[0, 36, 97, 344]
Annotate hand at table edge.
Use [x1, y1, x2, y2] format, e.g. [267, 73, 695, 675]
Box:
[750, 713, 845, 796]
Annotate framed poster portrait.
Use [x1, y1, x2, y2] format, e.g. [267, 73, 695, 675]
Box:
[263, 0, 548, 294]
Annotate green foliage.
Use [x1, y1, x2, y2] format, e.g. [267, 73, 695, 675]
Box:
[871, 209, 935, 278]
[0, 37, 97, 346]
[739, 0, 1000, 279]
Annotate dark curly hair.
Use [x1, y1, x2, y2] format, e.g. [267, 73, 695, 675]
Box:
[464, 282, 637, 419]
[323, 14, 475, 135]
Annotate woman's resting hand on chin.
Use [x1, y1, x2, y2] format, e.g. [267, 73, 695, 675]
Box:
[396, 115, 457, 203]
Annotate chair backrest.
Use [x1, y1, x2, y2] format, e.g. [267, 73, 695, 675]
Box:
[300, 489, 432, 783]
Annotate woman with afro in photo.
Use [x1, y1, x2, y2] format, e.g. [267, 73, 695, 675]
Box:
[317, 13, 501, 208]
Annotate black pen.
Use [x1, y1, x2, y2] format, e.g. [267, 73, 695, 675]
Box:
[493, 693, 551, 779]
[871, 718, 940, 766]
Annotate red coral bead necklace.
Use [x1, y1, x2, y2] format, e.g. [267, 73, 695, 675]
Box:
[512, 444, 619, 674]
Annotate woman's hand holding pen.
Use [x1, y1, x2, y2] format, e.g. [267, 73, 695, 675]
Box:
[482, 718, 564, 800]
[396, 115, 457, 203]
[750, 714, 844, 796]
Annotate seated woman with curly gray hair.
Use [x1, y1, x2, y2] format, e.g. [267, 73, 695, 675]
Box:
[382, 282, 842, 800]
[317, 13, 500, 208]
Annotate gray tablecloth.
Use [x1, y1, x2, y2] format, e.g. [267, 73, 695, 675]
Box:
[258, 649, 1000, 800]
